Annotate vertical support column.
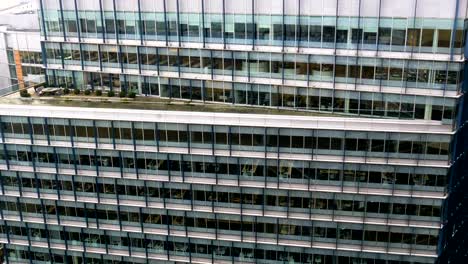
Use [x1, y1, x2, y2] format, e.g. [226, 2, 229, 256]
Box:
[13, 50, 25, 90]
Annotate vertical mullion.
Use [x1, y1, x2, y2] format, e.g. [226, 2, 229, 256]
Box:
[53, 147, 61, 200]
[176, 0, 181, 47]
[247, 52, 250, 83]
[201, 80, 206, 103]
[177, 48, 181, 78]
[99, 0, 106, 42]
[156, 47, 160, 75]
[73, 0, 83, 72]
[0, 117, 9, 171]
[137, 46, 142, 75]
[228, 126, 232, 156]
[187, 124, 191, 154]
[39, 0, 48, 40]
[211, 125, 215, 156]
[27, 116, 34, 145]
[331, 0, 339, 112]
[70, 122, 78, 203]
[137, 0, 143, 45]
[276, 128, 280, 189]
[41, 42, 49, 71]
[31, 146, 41, 200]
[222, 0, 226, 49]
[112, 0, 119, 43]
[353, 0, 362, 92]
[201, 0, 206, 48]
[119, 151, 124, 179]
[94, 148, 101, 204]
[116, 178, 122, 231]
[167, 153, 171, 182]
[0, 171, 4, 196]
[44, 117, 51, 146]
[281, 0, 285, 51]
[296, 0, 301, 51]
[58, 0, 66, 41]
[97, 44, 102, 72]
[118, 45, 124, 75]
[210, 50, 214, 80]
[155, 122, 160, 152]
[132, 122, 139, 180]
[163, 0, 168, 46]
[111, 120, 116, 149]
[251, 0, 255, 49]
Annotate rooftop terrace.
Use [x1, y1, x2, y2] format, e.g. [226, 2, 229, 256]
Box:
[3, 86, 336, 117]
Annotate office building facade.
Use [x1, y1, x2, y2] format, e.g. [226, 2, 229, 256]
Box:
[0, 6, 44, 95]
[0, 0, 466, 263]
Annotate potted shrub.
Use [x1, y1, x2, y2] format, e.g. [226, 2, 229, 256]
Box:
[63, 88, 70, 94]
[127, 91, 136, 98]
[19, 89, 30, 97]
[84, 89, 91, 95]
[95, 90, 102, 96]
[119, 91, 127, 98]
[107, 90, 115, 97]
[73, 88, 80, 95]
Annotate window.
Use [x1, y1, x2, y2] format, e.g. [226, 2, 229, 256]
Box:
[211, 22, 222, 38]
[336, 29, 348, 43]
[392, 29, 406, 46]
[421, 29, 434, 47]
[322, 26, 335, 42]
[378, 27, 391, 45]
[406, 28, 421, 47]
[438, 29, 451, 48]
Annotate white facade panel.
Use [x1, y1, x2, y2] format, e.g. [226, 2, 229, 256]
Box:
[225, 0, 250, 14]
[42, 0, 61, 10]
[101, 0, 114, 11]
[204, 0, 224, 14]
[114, 0, 139, 12]
[86, 0, 468, 19]
[255, 0, 283, 15]
[76, 0, 100, 11]
[0, 32, 11, 91]
[140, 0, 165, 12]
[165, 0, 178, 13]
[360, 0, 380, 17]
[6, 32, 42, 52]
[179, 0, 202, 14]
